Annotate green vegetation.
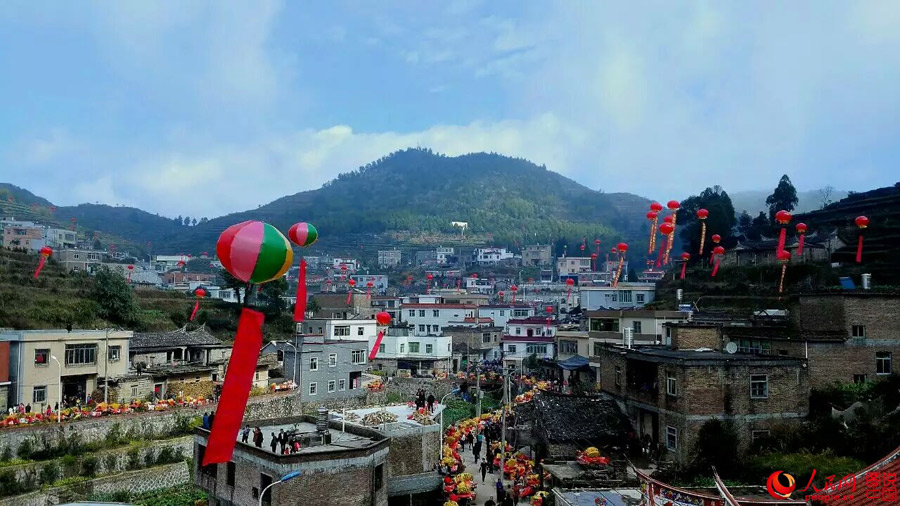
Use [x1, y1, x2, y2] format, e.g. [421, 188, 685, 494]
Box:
[90, 484, 207, 506]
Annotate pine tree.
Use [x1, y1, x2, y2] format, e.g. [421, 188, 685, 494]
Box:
[766, 175, 799, 222]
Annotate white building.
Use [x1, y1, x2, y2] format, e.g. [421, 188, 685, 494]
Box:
[377, 249, 402, 268]
[557, 257, 592, 276]
[477, 305, 534, 329]
[369, 329, 452, 375]
[349, 274, 388, 294]
[153, 255, 187, 272]
[44, 228, 77, 249]
[436, 246, 454, 265]
[332, 258, 359, 273]
[465, 277, 495, 294]
[402, 304, 476, 336]
[501, 316, 557, 369]
[298, 319, 378, 343]
[474, 248, 515, 265]
[579, 283, 656, 310]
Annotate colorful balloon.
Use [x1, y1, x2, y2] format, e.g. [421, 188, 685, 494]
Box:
[216, 221, 293, 284]
[288, 222, 318, 247]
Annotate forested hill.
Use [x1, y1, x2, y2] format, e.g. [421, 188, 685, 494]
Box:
[2, 149, 652, 255]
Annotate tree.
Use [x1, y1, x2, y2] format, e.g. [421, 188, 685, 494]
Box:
[766, 175, 799, 222]
[191, 218, 197, 227]
[524, 353, 539, 371]
[258, 277, 288, 315]
[183, 216, 192, 226]
[307, 297, 322, 316]
[691, 420, 740, 478]
[818, 185, 835, 209]
[677, 186, 738, 260]
[199, 217, 209, 224]
[220, 269, 248, 305]
[737, 211, 755, 240]
[90, 268, 138, 325]
[751, 211, 770, 239]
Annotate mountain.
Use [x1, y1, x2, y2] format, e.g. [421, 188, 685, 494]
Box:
[729, 188, 850, 217]
[1, 149, 652, 256]
[0, 183, 53, 207]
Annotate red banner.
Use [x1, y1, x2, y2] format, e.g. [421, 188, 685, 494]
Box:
[369, 331, 385, 360]
[293, 259, 307, 322]
[202, 308, 264, 466]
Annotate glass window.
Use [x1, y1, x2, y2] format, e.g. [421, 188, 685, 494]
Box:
[433, 310, 440, 317]
[409, 342, 420, 353]
[526, 344, 547, 355]
[666, 426, 677, 451]
[508, 345, 517, 354]
[351, 350, 365, 364]
[750, 375, 769, 399]
[515, 327, 521, 335]
[329, 353, 337, 367]
[34, 349, 49, 366]
[636, 294, 645, 304]
[499, 310, 505, 316]
[419, 310, 425, 317]
[876, 352, 892, 375]
[309, 357, 318, 371]
[666, 374, 677, 396]
[33, 386, 47, 404]
[328, 380, 336, 393]
[65, 344, 97, 365]
[409, 310, 415, 317]
[379, 344, 385, 353]
[590, 319, 619, 332]
[482, 333, 491, 344]
[853, 374, 867, 384]
[619, 291, 633, 303]
[339, 379, 346, 391]
[400, 344, 405, 353]
[615, 366, 622, 386]
[419, 324, 426, 332]
[334, 326, 350, 336]
[426, 344, 433, 354]
[851, 325, 866, 338]
[309, 382, 317, 395]
[633, 321, 642, 334]
[108, 346, 121, 362]
[357, 327, 364, 336]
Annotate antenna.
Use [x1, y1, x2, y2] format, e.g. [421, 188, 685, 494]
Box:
[725, 342, 738, 354]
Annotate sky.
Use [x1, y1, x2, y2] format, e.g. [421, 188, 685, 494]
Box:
[1, 1, 899, 219]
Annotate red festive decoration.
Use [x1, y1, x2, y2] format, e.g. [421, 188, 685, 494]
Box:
[366, 280, 374, 299]
[647, 210, 659, 254]
[680, 252, 691, 280]
[545, 305, 553, 330]
[590, 252, 598, 271]
[658, 222, 675, 265]
[190, 288, 206, 321]
[697, 209, 709, 255]
[795, 223, 808, 255]
[711, 246, 725, 277]
[33, 246, 52, 279]
[855, 216, 869, 263]
[426, 273, 434, 294]
[565, 278, 574, 303]
[777, 250, 791, 294]
[347, 279, 356, 305]
[775, 210, 792, 256]
[510, 284, 518, 302]
[369, 312, 392, 360]
[613, 243, 628, 287]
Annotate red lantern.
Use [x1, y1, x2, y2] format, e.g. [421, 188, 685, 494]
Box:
[658, 222, 675, 267]
[370, 312, 392, 360]
[680, 252, 691, 280]
[775, 210, 792, 256]
[594, 238, 601, 256]
[667, 200, 681, 211]
[498, 290, 505, 301]
[190, 288, 207, 321]
[711, 246, 725, 277]
[855, 216, 869, 263]
[795, 223, 808, 255]
[590, 252, 598, 271]
[663, 215, 674, 223]
[33, 246, 53, 279]
[426, 273, 434, 294]
[650, 202, 663, 213]
[697, 209, 709, 255]
[366, 280, 374, 299]
[347, 279, 356, 305]
[126, 264, 134, 283]
[510, 284, 518, 302]
[777, 250, 791, 294]
[711, 234, 721, 243]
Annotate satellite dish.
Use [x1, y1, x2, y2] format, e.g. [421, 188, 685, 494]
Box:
[725, 342, 738, 354]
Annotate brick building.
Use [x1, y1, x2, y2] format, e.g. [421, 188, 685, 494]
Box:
[593, 338, 809, 464]
[445, 324, 503, 369]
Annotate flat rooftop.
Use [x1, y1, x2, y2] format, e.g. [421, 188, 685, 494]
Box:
[332, 403, 444, 435]
[245, 421, 379, 455]
[608, 345, 806, 365]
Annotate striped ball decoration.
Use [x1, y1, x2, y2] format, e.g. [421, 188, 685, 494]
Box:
[216, 221, 293, 284]
[288, 222, 318, 247]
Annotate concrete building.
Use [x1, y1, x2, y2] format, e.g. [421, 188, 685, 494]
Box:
[414, 250, 437, 266]
[594, 341, 809, 464]
[464, 277, 495, 294]
[402, 303, 476, 336]
[194, 413, 390, 506]
[446, 325, 504, 368]
[501, 317, 557, 370]
[153, 254, 188, 272]
[44, 228, 77, 249]
[556, 256, 592, 276]
[0, 219, 45, 251]
[723, 235, 839, 267]
[370, 327, 452, 375]
[282, 337, 368, 400]
[298, 319, 378, 344]
[556, 330, 591, 361]
[436, 246, 454, 265]
[332, 258, 359, 273]
[473, 247, 515, 265]
[477, 305, 534, 329]
[0, 329, 132, 409]
[56, 248, 103, 273]
[377, 249, 402, 268]
[522, 244, 552, 266]
[441, 293, 491, 306]
[307, 293, 376, 320]
[579, 284, 656, 310]
[587, 309, 691, 345]
[350, 274, 388, 294]
[370, 296, 402, 322]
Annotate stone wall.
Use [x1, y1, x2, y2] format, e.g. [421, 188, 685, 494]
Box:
[0, 462, 189, 506]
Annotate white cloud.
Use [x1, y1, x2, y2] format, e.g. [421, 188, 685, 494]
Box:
[19, 129, 79, 165]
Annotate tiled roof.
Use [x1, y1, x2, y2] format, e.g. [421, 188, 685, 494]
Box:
[821, 445, 900, 506]
[131, 326, 224, 350]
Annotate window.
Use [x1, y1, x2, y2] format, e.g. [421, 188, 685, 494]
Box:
[198, 445, 217, 477]
[590, 319, 619, 332]
[379, 344, 385, 353]
[328, 380, 336, 393]
[593, 342, 603, 356]
[426, 344, 433, 354]
[260, 474, 273, 506]
[615, 366, 622, 386]
[751, 430, 770, 442]
[666, 374, 677, 396]
[335, 326, 350, 336]
[339, 379, 346, 391]
[636, 294, 645, 304]
[409, 310, 415, 317]
[508, 345, 517, 354]
[482, 333, 492, 344]
[400, 344, 405, 353]
[633, 321, 642, 334]
[559, 341, 577, 354]
[851, 325, 866, 338]
[666, 426, 677, 451]
[309, 357, 318, 371]
[514, 309, 529, 317]
[65, 344, 97, 365]
[419, 324, 426, 332]
[351, 350, 365, 364]
[33, 386, 47, 404]
[108, 345, 121, 362]
[357, 327, 364, 336]
[619, 291, 633, 303]
[226, 462, 236, 486]
[131, 385, 138, 397]
[515, 327, 521, 335]
[526, 344, 548, 355]
[876, 352, 892, 375]
[34, 349, 49, 366]
[854, 374, 867, 384]
[433, 309, 440, 317]
[419, 310, 425, 317]
[309, 382, 317, 395]
[750, 375, 769, 399]
[409, 342, 420, 353]
[448, 343, 451, 352]
[499, 310, 505, 316]
[329, 353, 337, 367]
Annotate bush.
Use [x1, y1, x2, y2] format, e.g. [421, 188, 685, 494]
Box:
[0, 469, 26, 497]
[60, 454, 79, 478]
[127, 448, 141, 470]
[743, 451, 864, 488]
[0, 446, 11, 463]
[104, 453, 118, 473]
[17, 439, 34, 460]
[39, 462, 60, 486]
[156, 446, 175, 466]
[81, 455, 98, 477]
[690, 420, 740, 478]
[143, 449, 156, 469]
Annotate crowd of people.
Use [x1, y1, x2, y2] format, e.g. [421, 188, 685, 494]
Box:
[414, 388, 436, 413]
[237, 425, 306, 455]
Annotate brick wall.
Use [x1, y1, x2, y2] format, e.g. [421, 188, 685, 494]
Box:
[670, 326, 720, 350]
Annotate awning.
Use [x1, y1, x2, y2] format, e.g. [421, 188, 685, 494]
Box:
[557, 355, 591, 370]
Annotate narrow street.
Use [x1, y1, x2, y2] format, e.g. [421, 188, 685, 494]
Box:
[454, 438, 523, 506]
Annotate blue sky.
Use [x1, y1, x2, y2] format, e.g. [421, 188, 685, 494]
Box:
[1, 1, 899, 218]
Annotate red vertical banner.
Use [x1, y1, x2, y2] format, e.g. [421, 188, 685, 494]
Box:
[202, 308, 265, 466]
[190, 301, 200, 321]
[369, 331, 385, 360]
[293, 259, 307, 322]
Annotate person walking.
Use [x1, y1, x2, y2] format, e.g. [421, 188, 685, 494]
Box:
[427, 393, 435, 413]
[496, 478, 506, 504]
[473, 439, 482, 463]
[241, 426, 250, 444]
[481, 460, 489, 483]
[270, 432, 278, 453]
[202, 413, 210, 430]
[503, 486, 515, 506]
